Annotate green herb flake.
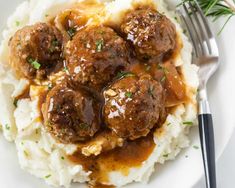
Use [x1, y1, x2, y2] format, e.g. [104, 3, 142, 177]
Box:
[145, 64, 151, 72]
[63, 66, 69, 73]
[47, 83, 53, 90]
[163, 154, 169, 158]
[117, 71, 135, 79]
[45, 174, 51, 179]
[167, 122, 171, 126]
[16, 21, 20, 27]
[27, 58, 41, 70]
[45, 14, 49, 18]
[125, 92, 133, 98]
[148, 85, 155, 98]
[24, 150, 29, 157]
[183, 121, 193, 126]
[5, 124, 10, 130]
[67, 28, 76, 38]
[160, 76, 166, 82]
[157, 64, 169, 74]
[61, 156, 65, 160]
[193, 145, 199, 150]
[13, 98, 18, 107]
[95, 39, 104, 52]
[79, 123, 89, 130]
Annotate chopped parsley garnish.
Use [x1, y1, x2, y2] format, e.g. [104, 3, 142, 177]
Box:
[193, 145, 199, 150]
[13, 98, 18, 107]
[95, 39, 104, 52]
[116, 71, 135, 79]
[143, 54, 151, 61]
[63, 66, 69, 73]
[183, 121, 193, 126]
[47, 83, 53, 90]
[16, 21, 20, 26]
[157, 64, 169, 74]
[67, 28, 76, 38]
[125, 92, 133, 98]
[160, 76, 166, 82]
[61, 156, 65, 160]
[52, 39, 59, 47]
[97, 30, 105, 35]
[5, 124, 10, 130]
[79, 123, 89, 130]
[24, 150, 29, 157]
[27, 57, 41, 70]
[167, 123, 171, 126]
[45, 14, 49, 17]
[163, 154, 169, 158]
[45, 174, 51, 179]
[148, 85, 155, 98]
[145, 64, 151, 71]
[49, 39, 60, 53]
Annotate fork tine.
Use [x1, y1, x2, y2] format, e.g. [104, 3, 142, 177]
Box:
[182, 3, 202, 57]
[178, 11, 199, 57]
[193, 0, 214, 39]
[188, 1, 211, 55]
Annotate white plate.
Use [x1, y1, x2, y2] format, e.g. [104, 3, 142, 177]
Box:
[0, 0, 235, 188]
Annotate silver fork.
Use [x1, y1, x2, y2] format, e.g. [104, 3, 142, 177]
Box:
[177, 1, 219, 188]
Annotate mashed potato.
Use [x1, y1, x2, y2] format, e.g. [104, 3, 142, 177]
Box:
[0, 0, 198, 187]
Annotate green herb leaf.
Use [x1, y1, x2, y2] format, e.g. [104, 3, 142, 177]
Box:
[79, 123, 89, 130]
[160, 76, 166, 82]
[181, 0, 235, 34]
[183, 121, 193, 126]
[148, 85, 155, 98]
[61, 156, 65, 160]
[163, 153, 169, 157]
[45, 174, 51, 179]
[67, 28, 76, 38]
[193, 145, 199, 149]
[5, 124, 10, 130]
[27, 58, 41, 70]
[47, 83, 53, 90]
[95, 39, 104, 52]
[116, 71, 136, 79]
[16, 21, 20, 27]
[13, 98, 18, 107]
[24, 150, 29, 157]
[145, 64, 151, 71]
[125, 92, 133, 98]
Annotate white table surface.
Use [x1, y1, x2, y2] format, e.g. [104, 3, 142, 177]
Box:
[0, 1, 235, 188]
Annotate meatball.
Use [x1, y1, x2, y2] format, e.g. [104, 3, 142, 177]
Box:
[103, 74, 165, 140]
[42, 82, 101, 144]
[65, 26, 130, 90]
[9, 23, 63, 79]
[121, 8, 176, 60]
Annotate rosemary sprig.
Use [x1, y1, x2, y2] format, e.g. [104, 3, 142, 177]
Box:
[182, 0, 235, 34]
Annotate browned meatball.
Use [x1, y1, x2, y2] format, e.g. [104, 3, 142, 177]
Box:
[121, 8, 176, 60]
[103, 74, 165, 140]
[9, 23, 63, 79]
[42, 82, 101, 144]
[65, 26, 130, 90]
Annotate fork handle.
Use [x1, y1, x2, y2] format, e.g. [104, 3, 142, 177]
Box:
[198, 100, 217, 188]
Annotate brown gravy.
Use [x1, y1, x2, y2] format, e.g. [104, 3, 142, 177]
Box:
[69, 133, 155, 185]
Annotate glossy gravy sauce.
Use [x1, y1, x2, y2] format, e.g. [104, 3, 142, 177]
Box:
[69, 133, 155, 185]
